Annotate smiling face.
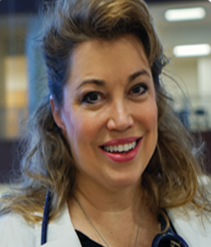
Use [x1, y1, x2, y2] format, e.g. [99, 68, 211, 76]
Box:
[51, 34, 158, 192]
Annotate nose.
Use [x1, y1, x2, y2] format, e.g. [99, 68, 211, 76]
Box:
[106, 100, 134, 131]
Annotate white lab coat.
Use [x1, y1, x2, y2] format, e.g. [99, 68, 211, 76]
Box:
[0, 203, 211, 247]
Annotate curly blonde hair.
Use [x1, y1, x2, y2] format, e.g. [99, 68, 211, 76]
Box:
[0, 0, 210, 224]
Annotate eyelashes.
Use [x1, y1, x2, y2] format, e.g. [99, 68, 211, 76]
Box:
[81, 83, 148, 105]
[130, 83, 148, 96]
[82, 91, 102, 104]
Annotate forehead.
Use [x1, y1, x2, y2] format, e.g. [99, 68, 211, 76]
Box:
[67, 34, 151, 88]
[72, 34, 148, 64]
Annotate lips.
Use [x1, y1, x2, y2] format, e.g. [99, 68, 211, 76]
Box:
[100, 137, 142, 163]
[101, 136, 140, 146]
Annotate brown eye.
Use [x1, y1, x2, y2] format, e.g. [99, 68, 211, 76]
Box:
[82, 92, 101, 104]
[130, 83, 148, 95]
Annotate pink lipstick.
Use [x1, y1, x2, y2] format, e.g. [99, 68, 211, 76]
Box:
[100, 137, 142, 163]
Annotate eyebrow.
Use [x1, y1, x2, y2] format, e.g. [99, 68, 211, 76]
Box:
[76, 69, 151, 90]
[128, 69, 151, 82]
[76, 79, 105, 90]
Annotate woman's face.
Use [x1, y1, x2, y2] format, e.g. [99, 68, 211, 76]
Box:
[52, 34, 158, 191]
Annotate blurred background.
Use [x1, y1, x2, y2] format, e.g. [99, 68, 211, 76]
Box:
[0, 0, 211, 193]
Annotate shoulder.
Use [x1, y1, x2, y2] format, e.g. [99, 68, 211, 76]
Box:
[0, 213, 41, 247]
[0, 203, 81, 247]
[167, 207, 211, 247]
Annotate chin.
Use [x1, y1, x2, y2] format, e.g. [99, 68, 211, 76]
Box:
[105, 173, 142, 190]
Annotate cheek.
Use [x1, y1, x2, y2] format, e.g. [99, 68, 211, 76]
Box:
[148, 103, 158, 129]
[140, 101, 158, 164]
[61, 109, 77, 147]
[64, 111, 98, 148]
[136, 100, 158, 130]
[63, 113, 85, 164]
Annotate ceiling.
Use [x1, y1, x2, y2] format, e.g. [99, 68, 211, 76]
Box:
[148, 1, 211, 55]
[0, 1, 210, 57]
[0, 0, 209, 15]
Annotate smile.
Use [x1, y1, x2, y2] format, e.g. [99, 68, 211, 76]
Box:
[100, 137, 142, 163]
[102, 141, 138, 153]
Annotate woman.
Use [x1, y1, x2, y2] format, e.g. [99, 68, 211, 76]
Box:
[0, 0, 211, 246]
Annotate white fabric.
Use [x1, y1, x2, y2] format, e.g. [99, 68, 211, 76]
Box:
[167, 208, 211, 247]
[0, 203, 210, 247]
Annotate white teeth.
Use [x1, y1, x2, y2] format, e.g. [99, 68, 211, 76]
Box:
[124, 144, 129, 151]
[118, 145, 123, 152]
[103, 141, 137, 153]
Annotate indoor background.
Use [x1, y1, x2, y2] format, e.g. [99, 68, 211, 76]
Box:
[0, 0, 211, 193]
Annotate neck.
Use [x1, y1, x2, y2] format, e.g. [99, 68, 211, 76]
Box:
[68, 178, 160, 247]
[74, 177, 143, 214]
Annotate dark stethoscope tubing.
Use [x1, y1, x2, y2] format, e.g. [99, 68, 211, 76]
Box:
[41, 191, 189, 246]
[41, 190, 52, 245]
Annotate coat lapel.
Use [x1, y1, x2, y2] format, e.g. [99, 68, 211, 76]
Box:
[42, 227, 82, 247]
[168, 208, 211, 247]
[40, 203, 82, 247]
[39, 203, 211, 247]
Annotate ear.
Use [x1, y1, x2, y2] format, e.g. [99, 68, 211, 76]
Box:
[50, 95, 67, 136]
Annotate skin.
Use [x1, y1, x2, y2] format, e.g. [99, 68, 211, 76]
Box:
[51, 34, 159, 247]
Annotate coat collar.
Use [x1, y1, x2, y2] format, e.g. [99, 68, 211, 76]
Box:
[41, 203, 211, 247]
[167, 208, 211, 247]
[40, 203, 82, 247]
